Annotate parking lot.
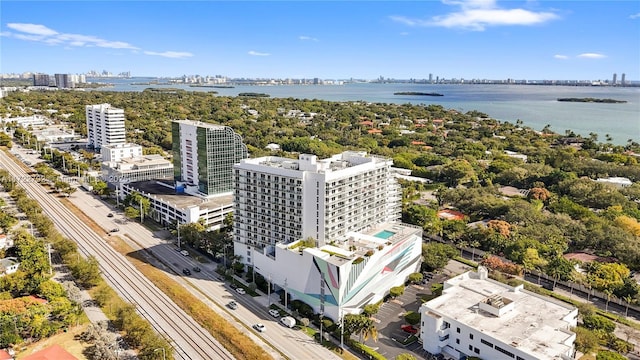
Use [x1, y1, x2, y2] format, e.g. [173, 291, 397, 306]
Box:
[359, 272, 449, 359]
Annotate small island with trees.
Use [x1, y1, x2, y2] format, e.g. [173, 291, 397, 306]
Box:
[557, 97, 627, 103]
[394, 92, 444, 96]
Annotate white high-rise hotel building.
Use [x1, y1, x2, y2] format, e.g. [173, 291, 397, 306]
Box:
[233, 152, 423, 320]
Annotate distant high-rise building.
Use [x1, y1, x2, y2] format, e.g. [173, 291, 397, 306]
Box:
[54, 74, 71, 89]
[621, 73, 626, 86]
[33, 74, 50, 87]
[172, 120, 248, 197]
[86, 104, 126, 150]
[429, 73, 433, 83]
[612, 73, 617, 85]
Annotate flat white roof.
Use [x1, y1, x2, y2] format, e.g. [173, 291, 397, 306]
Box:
[424, 271, 576, 359]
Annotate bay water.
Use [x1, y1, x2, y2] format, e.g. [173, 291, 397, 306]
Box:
[92, 79, 640, 145]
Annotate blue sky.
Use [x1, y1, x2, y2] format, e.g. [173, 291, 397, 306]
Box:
[2, 1, 639, 80]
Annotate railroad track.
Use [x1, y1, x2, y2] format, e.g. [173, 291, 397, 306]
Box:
[0, 152, 234, 360]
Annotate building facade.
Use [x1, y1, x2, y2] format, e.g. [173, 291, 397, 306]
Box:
[85, 104, 126, 150]
[233, 151, 401, 252]
[171, 120, 248, 197]
[420, 267, 577, 360]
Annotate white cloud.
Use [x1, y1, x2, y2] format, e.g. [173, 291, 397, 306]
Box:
[577, 53, 606, 59]
[391, 0, 558, 31]
[630, 12, 640, 19]
[7, 23, 57, 36]
[144, 51, 193, 59]
[4, 22, 191, 57]
[554, 54, 568, 59]
[248, 50, 270, 56]
[299, 35, 318, 42]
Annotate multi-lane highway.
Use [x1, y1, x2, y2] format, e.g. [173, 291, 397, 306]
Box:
[0, 150, 234, 360]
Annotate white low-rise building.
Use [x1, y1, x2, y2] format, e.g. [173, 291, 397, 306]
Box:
[595, 176, 633, 188]
[120, 180, 233, 231]
[420, 267, 577, 360]
[101, 143, 143, 162]
[102, 154, 173, 184]
[0, 257, 20, 276]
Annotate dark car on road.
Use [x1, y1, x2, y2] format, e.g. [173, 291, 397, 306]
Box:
[107, 213, 114, 217]
[182, 268, 191, 275]
[192, 266, 201, 272]
[401, 325, 419, 334]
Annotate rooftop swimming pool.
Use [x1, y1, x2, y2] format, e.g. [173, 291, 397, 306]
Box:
[374, 230, 396, 239]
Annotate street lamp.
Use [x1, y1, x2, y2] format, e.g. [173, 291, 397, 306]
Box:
[153, 348, 166, 360]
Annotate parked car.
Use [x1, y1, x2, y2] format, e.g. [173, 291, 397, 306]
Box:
[253, 323, 266, 332]
[401, 325, 419, 334]
[107, 213, 114, 218]
[182, 268, 191, 275]
[180, 250, 189, 256]
[280, 316, 296, 328]
[192, 266, 201, 272]
[268, 309, 280, 318]
[235, 287, 246, 295]
[227, 301, 238, 310]
[110, 228, 119, 233]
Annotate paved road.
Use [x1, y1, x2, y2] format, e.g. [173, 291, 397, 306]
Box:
[0, 149, 233, 360]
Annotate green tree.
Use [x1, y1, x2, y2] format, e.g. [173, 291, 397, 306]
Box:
[422, 242, 457, 271]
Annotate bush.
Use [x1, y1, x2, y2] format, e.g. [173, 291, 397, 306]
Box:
[582, 314, 616, 333]
[596, 350, 627, 360]
[347, 339, 386, 360]
[404, 311, 421, 325]
[390, 286, 405, 298]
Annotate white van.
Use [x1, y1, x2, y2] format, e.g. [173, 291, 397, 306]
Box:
[280, 316, 296, 328]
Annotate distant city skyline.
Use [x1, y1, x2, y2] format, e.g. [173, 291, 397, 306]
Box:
[1, 1, 639, 81]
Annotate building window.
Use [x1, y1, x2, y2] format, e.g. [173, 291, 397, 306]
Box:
[468, 345, 472, 351]
[495, 346, 515, 358]
[474, 347, 479, 354]
[469, 334, 474, 340]
[456, 327, 460, 333]
[455, 339, 459, 345]
[481, 339, 494, 348]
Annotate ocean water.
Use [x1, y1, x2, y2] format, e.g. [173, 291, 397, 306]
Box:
[92, 79, 640, 145]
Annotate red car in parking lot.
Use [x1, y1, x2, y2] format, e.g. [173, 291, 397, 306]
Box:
[401, 325, 419, 334]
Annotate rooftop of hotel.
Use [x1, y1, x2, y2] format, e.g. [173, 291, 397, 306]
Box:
[174, 119, 226, 129]
[285, 222, 422, 266]
[125, 180, 233, 210]
[241, 151, 389, 174]
[423, 269, 576, 359]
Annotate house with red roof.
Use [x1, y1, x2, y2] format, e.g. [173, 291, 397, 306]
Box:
[367, 129, 383, 134]
[437, 209, 466, 221]
[22, 345, 77, 360]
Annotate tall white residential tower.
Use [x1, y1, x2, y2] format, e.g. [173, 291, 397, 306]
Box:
[86, 104, 126, 150]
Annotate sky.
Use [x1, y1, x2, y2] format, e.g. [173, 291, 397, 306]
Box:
[1, 1, 639, 81]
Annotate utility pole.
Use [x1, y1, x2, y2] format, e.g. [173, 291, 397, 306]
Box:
[47, 243, 52, 275]
[177, 223, 181, 248]
[284, 278, 288, 309]
[267, 274, 272, 307]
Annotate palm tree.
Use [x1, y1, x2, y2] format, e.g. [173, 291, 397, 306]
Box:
[603, 289, 613, 312]
[359, 318, 378, 343]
